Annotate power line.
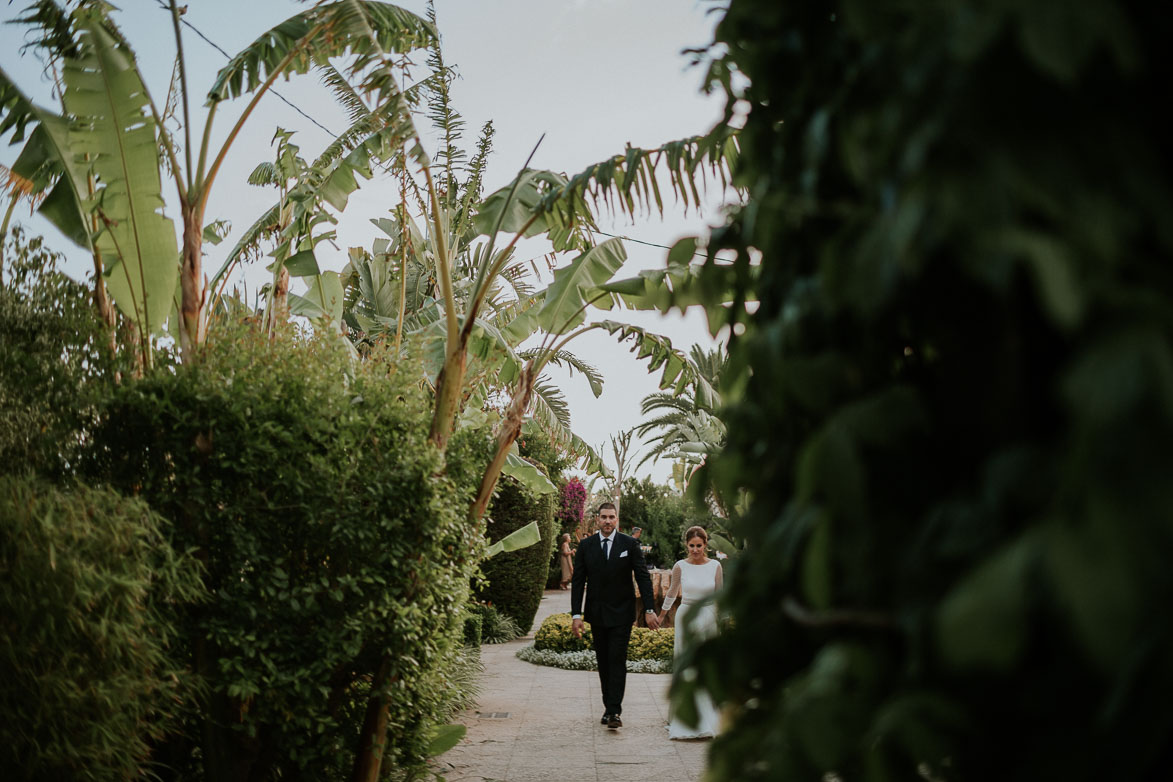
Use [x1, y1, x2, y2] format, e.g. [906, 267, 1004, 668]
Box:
[154, 1, 337, 138]
[594, 230, 725, 261]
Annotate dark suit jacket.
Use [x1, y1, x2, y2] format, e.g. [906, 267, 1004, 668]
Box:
[570, 532, 656, 627]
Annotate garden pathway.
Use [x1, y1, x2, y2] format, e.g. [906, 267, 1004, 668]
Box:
[434, 589, 709, 782]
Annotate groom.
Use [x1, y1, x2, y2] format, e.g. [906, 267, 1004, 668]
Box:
[571, 502, 659, 729]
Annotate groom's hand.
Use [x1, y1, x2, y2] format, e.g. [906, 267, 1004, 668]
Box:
[571, 617, 584, 638]
[644, 613, 661, 631]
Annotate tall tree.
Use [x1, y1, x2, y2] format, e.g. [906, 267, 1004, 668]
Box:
[0, 0, 435, 362]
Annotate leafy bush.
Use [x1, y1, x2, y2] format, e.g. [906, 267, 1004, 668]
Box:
[85, 325, 488, 781]
[461, 609, 483, 648]
[517, 644, 672, 674]
[475, 476, 557, 633]
[533, 613, 673, 661]
[0, 227, 115, 479]
[471, 602, 523, 644]
[534, 611, 592, 651]
[696, 1, 1173, 780]
[627, 626, 675, 663]
[0, 474, 204, 781]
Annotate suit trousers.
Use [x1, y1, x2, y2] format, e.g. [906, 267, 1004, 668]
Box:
[592, 621, 633, 716]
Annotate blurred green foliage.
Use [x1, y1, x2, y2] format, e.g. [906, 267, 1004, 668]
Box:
[693, 1, 1173, 779]
[85, 324, 488, 780]
[0, 474, 204, 781]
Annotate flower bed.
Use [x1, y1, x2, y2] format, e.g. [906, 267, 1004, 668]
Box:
[517, 644, 672, 674]
[521, 612, 674, 673]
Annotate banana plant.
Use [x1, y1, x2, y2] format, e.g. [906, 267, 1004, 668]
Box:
[0, 0, 435, 362]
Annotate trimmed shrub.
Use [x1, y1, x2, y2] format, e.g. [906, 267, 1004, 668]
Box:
[84, 325, 487, 781]
[461, 609, 483, 648]
[0, 474, 204, 781]
[533, 613, 673, 661]
[475, 477, 556, 633]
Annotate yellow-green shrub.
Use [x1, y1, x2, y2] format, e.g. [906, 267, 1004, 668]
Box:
[534, 613, 673, 661]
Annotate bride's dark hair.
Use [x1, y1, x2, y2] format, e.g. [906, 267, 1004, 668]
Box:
[684, 526, 709, 544]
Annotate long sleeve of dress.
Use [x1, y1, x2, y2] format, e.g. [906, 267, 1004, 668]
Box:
[661, 562, 683, 611]
[715, 562, 723, 590]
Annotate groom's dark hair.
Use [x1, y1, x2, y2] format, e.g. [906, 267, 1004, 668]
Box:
[598, 502, 617, 513]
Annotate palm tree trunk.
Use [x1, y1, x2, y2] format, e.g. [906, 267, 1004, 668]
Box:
[469, 364, 534, 522]
[180, 202, 205, 359]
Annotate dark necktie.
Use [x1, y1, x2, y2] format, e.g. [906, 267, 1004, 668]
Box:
[602, 537, 610, 560]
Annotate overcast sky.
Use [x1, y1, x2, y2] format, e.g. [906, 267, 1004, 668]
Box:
[0, 0, 733, 485]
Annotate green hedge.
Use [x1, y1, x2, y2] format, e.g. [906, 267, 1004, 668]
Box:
[475, 477, 556, 633]
[0, 474, 204, 781]
[534, 613, 674, 661]
[85, 325, 488, 781]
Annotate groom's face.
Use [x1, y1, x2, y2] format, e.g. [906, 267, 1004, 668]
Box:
[598, 509, 617, 536]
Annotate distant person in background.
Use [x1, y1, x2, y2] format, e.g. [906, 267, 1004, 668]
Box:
[558, 533, 574, 590]
[658, 525, 723, 739]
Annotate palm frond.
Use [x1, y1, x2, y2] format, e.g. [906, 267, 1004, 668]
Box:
[207, 1, 435, 103]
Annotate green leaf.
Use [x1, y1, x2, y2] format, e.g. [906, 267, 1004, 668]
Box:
[64, 13, 179, 334]
[289, 271, 344, 330]
[800, 512, 833, 610]
[426, 723, 465, 756]
[500, 450, 556, 496]
[485, 519, 543, 558]
[936, 534, 1036, 671]
[284, 248, 320, 277]
[531, 238, 627, 333]
[206, 1, 435, 103]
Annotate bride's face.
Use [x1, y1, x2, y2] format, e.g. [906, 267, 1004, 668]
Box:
[686, 537, 706, 560]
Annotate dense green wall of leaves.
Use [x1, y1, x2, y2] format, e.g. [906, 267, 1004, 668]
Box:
[695, 2, 1173, 779]
[0, 475, 204, 781]
[86, 326, 488, 780]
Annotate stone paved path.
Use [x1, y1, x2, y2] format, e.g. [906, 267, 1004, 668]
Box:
[434, 590, 709, 782]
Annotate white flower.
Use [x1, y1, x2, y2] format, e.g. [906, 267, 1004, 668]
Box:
[516, 644, 672, 674]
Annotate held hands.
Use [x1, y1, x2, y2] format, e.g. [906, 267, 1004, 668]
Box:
[644, 612, 662, 631]
[571, 617, 585, 639]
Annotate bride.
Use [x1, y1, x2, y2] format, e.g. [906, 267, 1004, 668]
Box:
[658, 525, 723, 739]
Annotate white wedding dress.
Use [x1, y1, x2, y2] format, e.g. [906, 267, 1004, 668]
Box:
[663, 558, 723, 739]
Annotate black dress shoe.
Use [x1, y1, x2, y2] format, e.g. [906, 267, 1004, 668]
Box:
[600, 714, 609, 725]
[606, 714, 622, 729]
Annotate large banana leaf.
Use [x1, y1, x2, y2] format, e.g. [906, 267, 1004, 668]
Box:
[533, 237, 627, 332]
[64, 14, 178, 334]
[484, 520, 541, 558]
[500, 448, 556, 496]
[0, 68, 91, 249]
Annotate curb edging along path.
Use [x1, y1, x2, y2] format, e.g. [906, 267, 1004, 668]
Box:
[434, 590, 709, 782]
